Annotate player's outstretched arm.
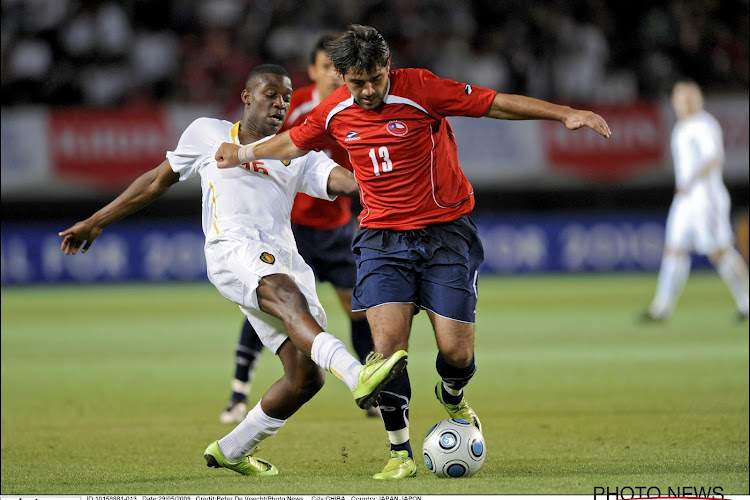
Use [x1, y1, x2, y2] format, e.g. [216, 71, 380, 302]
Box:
[59, 159, 180, 255]
[327, 166, 359, 198]
[485, 93, 611, 138]
[215, 130, 310, 169]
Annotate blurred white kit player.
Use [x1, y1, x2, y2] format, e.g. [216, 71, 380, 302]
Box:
[646, 81, 749, 321]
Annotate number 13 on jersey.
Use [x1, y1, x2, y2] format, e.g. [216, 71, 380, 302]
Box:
[369, 147, 393, 176]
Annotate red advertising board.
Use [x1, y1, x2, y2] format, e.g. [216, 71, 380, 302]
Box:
[48, 108, 171, 190]
[541, 102, 668, 182]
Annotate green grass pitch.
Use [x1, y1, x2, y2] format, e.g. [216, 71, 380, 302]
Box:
[1, 273, 748, 494]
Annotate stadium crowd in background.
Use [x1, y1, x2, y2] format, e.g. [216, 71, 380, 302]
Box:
[2, 0, 748, 109]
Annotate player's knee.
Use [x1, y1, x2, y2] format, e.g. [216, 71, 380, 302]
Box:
[441, 347, 474, 368]
[664, 246, 688, 258]
[258, 274, 309, 317]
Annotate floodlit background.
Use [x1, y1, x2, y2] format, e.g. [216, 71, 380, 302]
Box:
[1, 0, 748, 495]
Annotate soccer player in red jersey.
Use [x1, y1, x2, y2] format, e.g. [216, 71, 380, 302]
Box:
[220, 35, 378, 425]
[215, 25, 612, 479]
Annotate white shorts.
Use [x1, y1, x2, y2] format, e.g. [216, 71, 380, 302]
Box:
[664, 195, 733, 255]
[204, 229, 327, 354]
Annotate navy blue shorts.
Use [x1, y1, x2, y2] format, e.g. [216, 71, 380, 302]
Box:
[292, 222, 357, 290]
[351, 216, 484, 323]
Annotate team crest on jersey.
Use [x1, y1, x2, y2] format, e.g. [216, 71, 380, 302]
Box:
[387, 120, 408, 137]
[259, 252, 276, 264]
[281, 160, 291, 166]
[464, 84, 473, 95]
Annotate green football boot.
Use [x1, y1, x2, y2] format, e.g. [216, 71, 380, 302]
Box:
[372, 450, 417, 479]
[203, 441, 278, 476]
[352, 350, 408, 409]
[435, 381, 483, 433]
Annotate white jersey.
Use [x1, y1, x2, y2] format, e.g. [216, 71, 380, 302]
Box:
[167, 117, 337, 246]
[165, 117, 338, 353]
[670, 110, 728, 209]
[665, 110, 733, 254]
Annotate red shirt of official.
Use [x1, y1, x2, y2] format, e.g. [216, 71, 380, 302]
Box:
[282, 85, 353, 230]
[289, 68, 497, 230]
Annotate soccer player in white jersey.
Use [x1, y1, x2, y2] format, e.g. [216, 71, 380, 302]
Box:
[644, 81, 749, 322]
[58, 64, 408, 477]
[220, 35, 379, 424]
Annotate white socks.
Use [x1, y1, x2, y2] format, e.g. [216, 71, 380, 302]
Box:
[650, 253, 690, 317]
[310, 331, 362, 390]
[387, 428, 410, 446]
[715, 248, 750, 315]
[442, 382, 462, 397]
[218, 402, 286, 462]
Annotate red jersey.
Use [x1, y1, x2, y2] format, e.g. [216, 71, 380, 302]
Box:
[283, 84, 353, 229]
[289, 68, 497, 230]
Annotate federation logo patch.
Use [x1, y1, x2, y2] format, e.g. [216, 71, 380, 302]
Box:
[464, 84, 472, 95]
[387, 120, 408, 137]
[281, 160, 291, 166]
[259, 252, 276, 264]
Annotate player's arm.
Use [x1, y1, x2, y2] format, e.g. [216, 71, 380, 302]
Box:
[326, 165, 359, 198]
[485, 93, 611, 138]
[215, 130, 309, 169]
[678, 156, 721, 194]
[59, 159, 180, 255]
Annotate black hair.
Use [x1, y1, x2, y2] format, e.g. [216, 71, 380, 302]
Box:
[245, 64, 290, 90]
[325, 24, 390, 77]
[311, 32, 339, 65]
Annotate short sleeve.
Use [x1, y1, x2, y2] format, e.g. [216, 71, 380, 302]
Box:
[418, 70, 496, 118]
[287, 89, 350, 152]
[166, 118, 220, 181]
[289, 112, 334, 152]
[297, 150, 338, 201]
[697, 120, 724, 162]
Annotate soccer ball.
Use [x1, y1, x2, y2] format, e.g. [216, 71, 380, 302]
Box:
[422, 418, 486, 478]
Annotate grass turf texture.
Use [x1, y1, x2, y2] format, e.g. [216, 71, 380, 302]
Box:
[1, 273, 748, 495]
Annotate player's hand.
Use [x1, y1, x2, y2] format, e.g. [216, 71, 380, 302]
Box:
[215, 142, 241, 169]
[564, 109, 611, 138]
[58, 220, 102, 255]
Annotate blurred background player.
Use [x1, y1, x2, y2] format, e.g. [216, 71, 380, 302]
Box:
[59, 64, 407, 476]
[214, 25, 611, 479]
[644, 81, 749, 322]
[220, 34, 378, 424]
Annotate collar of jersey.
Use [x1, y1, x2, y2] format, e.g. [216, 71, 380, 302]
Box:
[381, 78, 392, 104]
[230, 121, 277, 147]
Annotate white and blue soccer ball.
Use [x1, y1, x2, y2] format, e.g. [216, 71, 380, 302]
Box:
[423, 418, 486, 478]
